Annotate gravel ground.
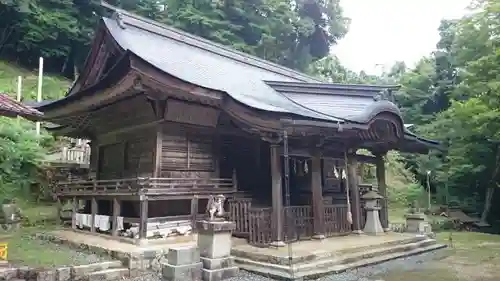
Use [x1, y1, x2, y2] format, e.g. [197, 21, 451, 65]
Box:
[128, 250, 448, 281]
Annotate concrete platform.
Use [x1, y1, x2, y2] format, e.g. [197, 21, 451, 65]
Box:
[36, 229, 197, 272]
[231, 233, 447, 280]
[38, 229, 446, 280]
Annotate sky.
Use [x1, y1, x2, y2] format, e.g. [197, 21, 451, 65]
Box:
[333, 0, 473, 74]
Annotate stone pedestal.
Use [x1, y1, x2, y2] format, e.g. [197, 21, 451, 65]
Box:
[196, 220, 239, 281]
[361, 191, 385, 235]
[162, 246, 202, 281]
[406, 213, 432, 236]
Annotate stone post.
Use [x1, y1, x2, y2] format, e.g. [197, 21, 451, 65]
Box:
[162, 246, 202, 281]
[361, 190, 385, 235]
[196, 220, 239, 281]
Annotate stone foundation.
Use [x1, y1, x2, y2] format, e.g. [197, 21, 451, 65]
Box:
[196, 220, 238, 281]
[162, 247, 202, 281]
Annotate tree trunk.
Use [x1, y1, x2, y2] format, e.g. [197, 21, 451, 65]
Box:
[481, 146, 500, 223]
[480, 187, 494, 223]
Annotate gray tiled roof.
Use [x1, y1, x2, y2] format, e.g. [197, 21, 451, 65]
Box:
[103, 10, 407, 124]
[265, 81, 401, 123]
[104, 15, 344, 122]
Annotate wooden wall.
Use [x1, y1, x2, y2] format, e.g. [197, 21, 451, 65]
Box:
[95, 127, 156, 180]
[159, 123, 219, 179]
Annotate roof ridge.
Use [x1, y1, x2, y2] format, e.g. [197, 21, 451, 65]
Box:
[100, 1, 322, 83]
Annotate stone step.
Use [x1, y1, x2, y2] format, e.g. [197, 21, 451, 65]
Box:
[0, 267, 19, 281]
[334, 238, 438, 265]
[294, 238, 439, 273]
[335, 235, 428, 256]
[72, 261, 123, 277]
[232, 235, 427, 266]
[84, 268, 129, 281]
[234, 238, 447, 280]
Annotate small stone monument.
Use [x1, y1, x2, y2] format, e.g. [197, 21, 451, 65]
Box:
[196, 194, 238, 281]
[162, 246, 202, 281]
[361, 190, 385, 235]
[405, 202, 432, 236]
[1, 198, 22, 230]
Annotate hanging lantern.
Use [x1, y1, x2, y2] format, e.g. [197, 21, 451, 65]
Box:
[304, 161, 309, 174]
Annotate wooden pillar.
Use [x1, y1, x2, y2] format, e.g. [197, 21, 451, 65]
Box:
[347, 153, 363, 233]
[311, 150, 325, 238]
[190, 195, 199, 230]
[71, 197, 77, 229]
[111, 197, 121, 236]
[270, 144, 285, 247]
[375, 152, 389, 231]
[90, 197, 97, 232]
[139, 196, 149, 241]
[56, 197, 62, 225]
[153, 124, 163, 178]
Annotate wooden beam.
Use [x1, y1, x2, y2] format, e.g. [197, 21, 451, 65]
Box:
[347, 154, 363, 234]
[90, 197, 98, 232]
[311, 150, 325, 238]
[190, 195, 199, 230]
[270, 144, 285, 247]
[71, 196, 77, 230]
[139, 196, 148, 240]
[276, 147, 377, 164]
[111, 197, 121, 236]
[375, 152, 389, 231]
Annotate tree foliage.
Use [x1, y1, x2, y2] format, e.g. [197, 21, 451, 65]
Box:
[0, 0, 350, 74]
[0, 118, 53, 201]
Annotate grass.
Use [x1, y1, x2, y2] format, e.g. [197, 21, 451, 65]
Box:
[373, 232, 500, 281]
[384, 206, 500, 281]
[0, 60, 70, 101]
[0, 203, 100, 268]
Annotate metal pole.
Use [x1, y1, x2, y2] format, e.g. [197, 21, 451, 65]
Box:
[16, 76, 22, 102]
[16, 76, 22, 124]
[36, 57, 43, 136]
[427, 170, 431, 210]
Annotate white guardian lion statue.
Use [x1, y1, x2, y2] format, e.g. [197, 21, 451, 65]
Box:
[206, 194, 226, 221]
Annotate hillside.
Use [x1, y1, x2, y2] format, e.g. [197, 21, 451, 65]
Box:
[0, 60, 71, 101]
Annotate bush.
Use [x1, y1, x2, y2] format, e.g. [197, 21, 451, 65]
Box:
[0, 117, 53, 201]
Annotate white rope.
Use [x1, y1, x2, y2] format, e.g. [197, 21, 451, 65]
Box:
[344, 151, 353, 225]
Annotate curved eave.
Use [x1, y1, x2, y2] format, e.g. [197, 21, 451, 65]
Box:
[398, 130, 442, 154]
[35, 51, 132, 115]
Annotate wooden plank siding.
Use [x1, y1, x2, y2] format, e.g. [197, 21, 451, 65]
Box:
[160, 124, 219, 179]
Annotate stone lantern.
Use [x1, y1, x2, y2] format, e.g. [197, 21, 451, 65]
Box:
[361, 190, 385, 235]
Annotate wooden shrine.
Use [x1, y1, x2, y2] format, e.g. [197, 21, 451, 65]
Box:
[33, 3, 439, 246]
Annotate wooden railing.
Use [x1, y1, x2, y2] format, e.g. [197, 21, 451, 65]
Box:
[228, 198, 252, 237]
[283, 205, 313, 242]
[243, 204, 352, 246]
[56, 178, 143, 195]
[324, 204, 352, 236]
[248, 207, 272, 247]
[62, 146, 91, 164]
[144, 178, 235, 195]
[56, 177, 234, 196]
